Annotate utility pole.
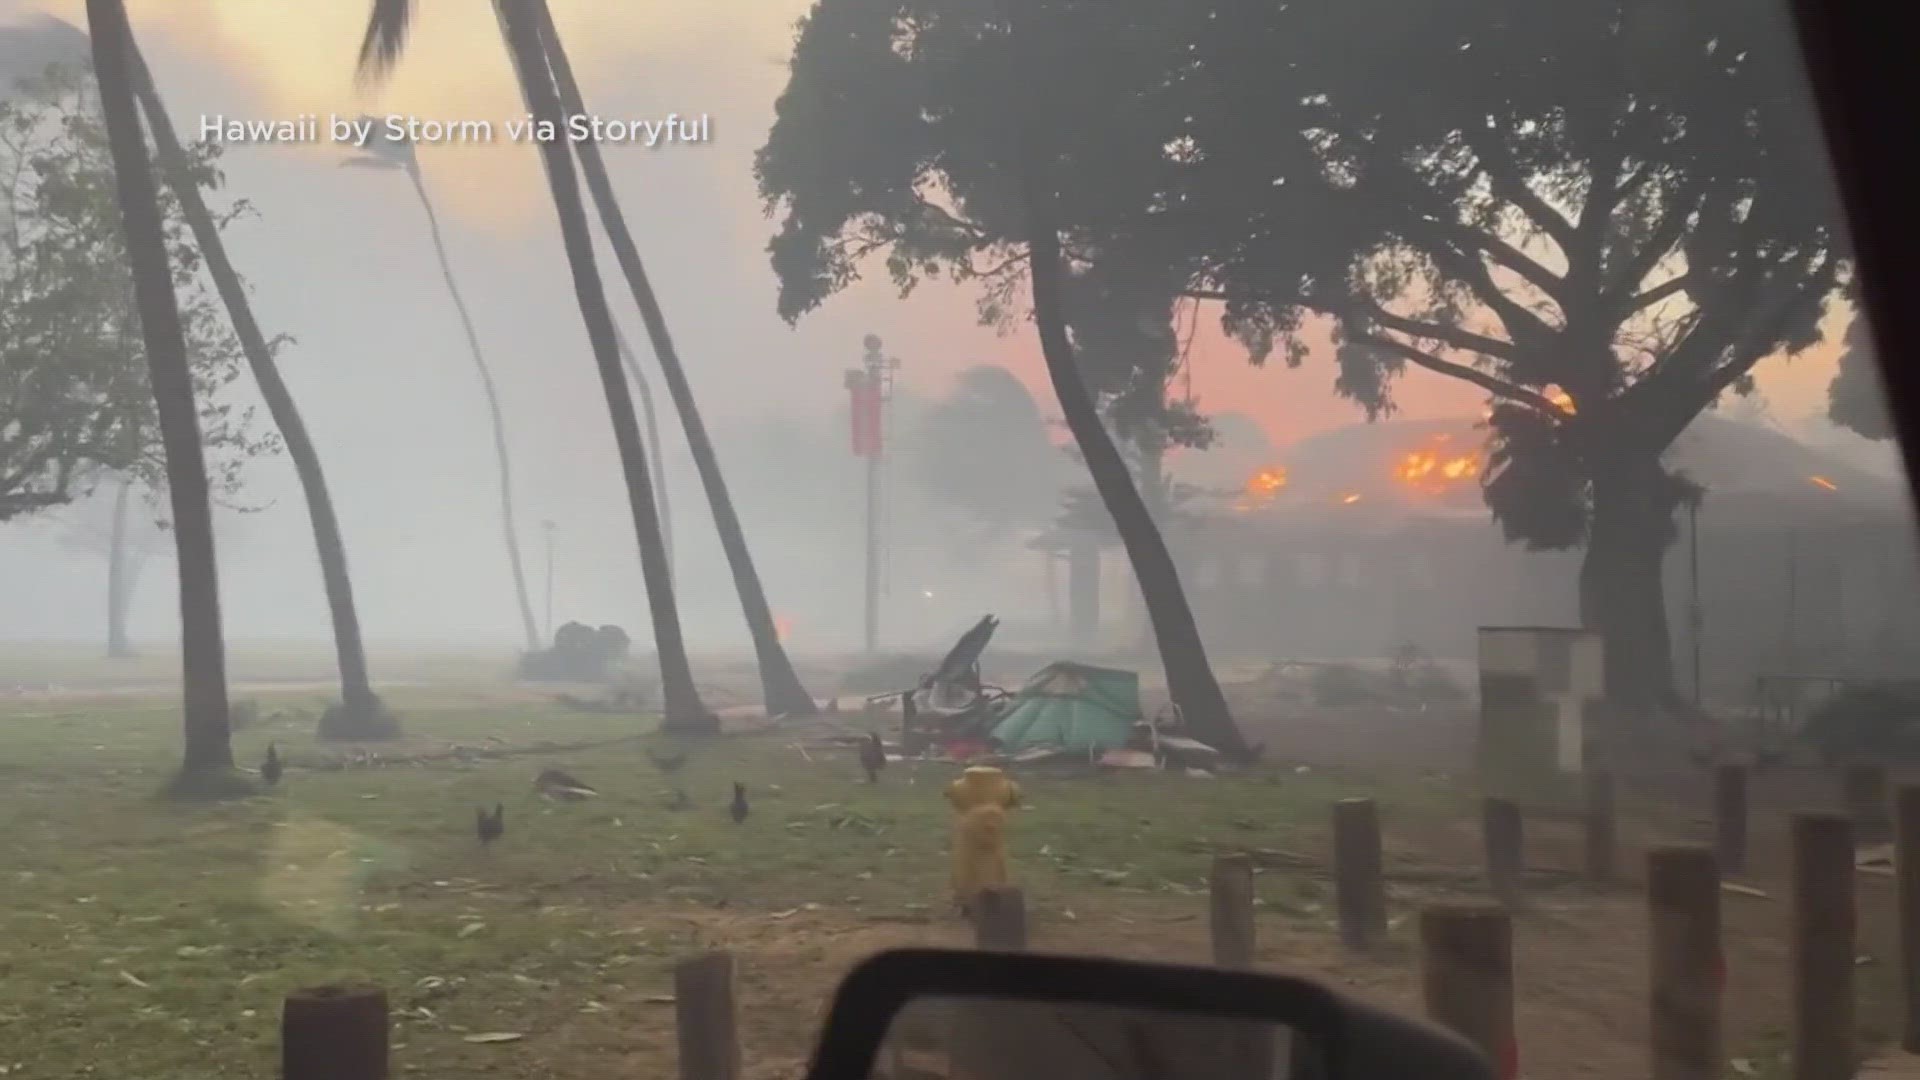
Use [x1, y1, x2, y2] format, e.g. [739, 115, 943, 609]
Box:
[846, 335, 900, 655]
[542, 520, 557, 642]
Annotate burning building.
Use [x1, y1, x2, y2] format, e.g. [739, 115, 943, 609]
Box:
[1174, 414, 1920, 702]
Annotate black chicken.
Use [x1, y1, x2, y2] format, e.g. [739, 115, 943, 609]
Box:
[260, 743, 283, 786]
[859, 732, 886, 783]
[476, 802, 505, 846]
[729, 782, 749, 824]
[648, 748, 688, 774]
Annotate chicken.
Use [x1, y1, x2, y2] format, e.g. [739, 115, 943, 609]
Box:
[648, 748, 688, 775]
[476, 802, 505, 845]
[729, 782, 749, 824]
[859, 732, 887, 783]
[259, 743, 283, 786]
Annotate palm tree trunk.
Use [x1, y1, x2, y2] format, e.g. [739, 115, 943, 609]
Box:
[531, 0, 818, 718]
[128, 42, 392, 738]
[495, 0, 712, 733]
[404, 163, 542, 652]
[85, 0, 239, 785]
[106, 477, 135, 659]
[615, 323, 672, 577]
[1002, 8, 1249, 760]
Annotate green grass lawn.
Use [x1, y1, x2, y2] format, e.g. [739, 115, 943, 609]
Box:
[1, 689, 1433, 1078]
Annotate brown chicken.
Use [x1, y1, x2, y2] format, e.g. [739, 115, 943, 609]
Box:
[859, 732, 887, 783]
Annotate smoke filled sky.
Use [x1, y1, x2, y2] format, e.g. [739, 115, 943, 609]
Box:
[0, 0, 1871, 648]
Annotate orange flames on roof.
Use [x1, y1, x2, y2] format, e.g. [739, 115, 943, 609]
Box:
[1393, 437, 1481, 493]
[1341, 493, 1362, 505]
[1233, 466, 1288, 512]
[1810, 475, 1838, 492]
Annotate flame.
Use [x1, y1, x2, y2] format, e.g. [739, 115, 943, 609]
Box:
[1546, 386, 1576, 415]
[1233, 466, 1289, 512]
[1393, 438, 1481, 492]
[1810, 475, 1838, 492]
[773, 613, 794, 642]
[1341, 493, 1362, 505]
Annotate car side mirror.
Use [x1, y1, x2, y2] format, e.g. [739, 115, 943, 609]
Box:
[801, 948, 1495, 1080]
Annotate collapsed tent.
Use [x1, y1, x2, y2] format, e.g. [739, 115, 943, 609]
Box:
[989, 662, 1141, 753]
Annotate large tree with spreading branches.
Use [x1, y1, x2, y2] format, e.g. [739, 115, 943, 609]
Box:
[759, 0, 1847, 721]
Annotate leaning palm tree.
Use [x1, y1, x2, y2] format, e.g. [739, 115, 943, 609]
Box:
[358, 0, 714, 732]
[84, 0, 248, 792]
[526, 2, 815, 716]
[614, 322, 672, 577]
[125, 42, 396, 740]
[340, 125, 540, 652]
[356, 0, 818, 718]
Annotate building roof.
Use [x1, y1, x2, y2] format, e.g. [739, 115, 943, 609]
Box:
[1223, 413, 1912, 530]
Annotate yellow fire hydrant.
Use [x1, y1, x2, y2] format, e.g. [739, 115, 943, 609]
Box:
[946, 765, 1021, 915]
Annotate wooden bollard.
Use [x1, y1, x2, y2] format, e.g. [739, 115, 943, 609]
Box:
[973, 885, 1028, 951]
[1648, 845, 1721, 1080]
[1420, 904, 1516, 1080]
[1715, 765, 1748, 874]
[1844, 765, 1890, 841]
[675, 952, 741, 1080]
[282, 985, 388, 1080]
[1333, 798, 1387, 949]
[1482, 796, 1523, 904]
[1209, 854, 1257, 967]
[1898, 785, 1920, 1052]
[1791, 813, 1855, 1080]
[1584, 770, 1616, 883]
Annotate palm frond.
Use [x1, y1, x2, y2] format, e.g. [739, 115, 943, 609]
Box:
[354, 0, 417, 85]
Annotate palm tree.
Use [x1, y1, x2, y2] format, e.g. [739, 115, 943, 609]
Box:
[526, 0, 815, 716]
[340, 126, 540, 652]
[125, 42, 396, 739]
[614, 322, 672, 576]
[84, 0, 246, 792]
[358, 0, 714, 732]
[1001, 5, 1249, 759]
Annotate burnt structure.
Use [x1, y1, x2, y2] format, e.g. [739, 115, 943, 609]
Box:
[1177, 415, 1918, 703]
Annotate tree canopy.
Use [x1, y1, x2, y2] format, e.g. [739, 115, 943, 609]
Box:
[1828, 317, 1891, 442]
[759, 0, 1850, 707]
[1, 64, 271, 523]
[908, 363, 1065, 530]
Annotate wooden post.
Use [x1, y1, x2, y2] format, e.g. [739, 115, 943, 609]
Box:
[1584, 770, 1616, 883]
[675, 952, 741, 1080]
[1715, 765, 1748, 875]
[1648, 845, 1722, 1080]
[282, 985, 388, 1080]
[1898, 785, 1920, 1052]
[1844, 765, 1890, 841]
[1209, 854, 1257, 967]
[1334, 798, 1387, 949]
[1790, 813, 1855, 1080]
[1420, 904, 1516, 1080]
[973, 885, 1028, 951]
[1482, 796, 1523, 904]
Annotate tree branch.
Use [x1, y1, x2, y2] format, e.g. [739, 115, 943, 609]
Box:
[1463, 127, 1577, 252]
[1356, 299, 1517, 361]
[1356, 331, 1560, 414]
[1629, 273, 1692, 311]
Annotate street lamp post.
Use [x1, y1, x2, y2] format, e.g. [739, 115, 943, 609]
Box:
[846, 335, 900, 655]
